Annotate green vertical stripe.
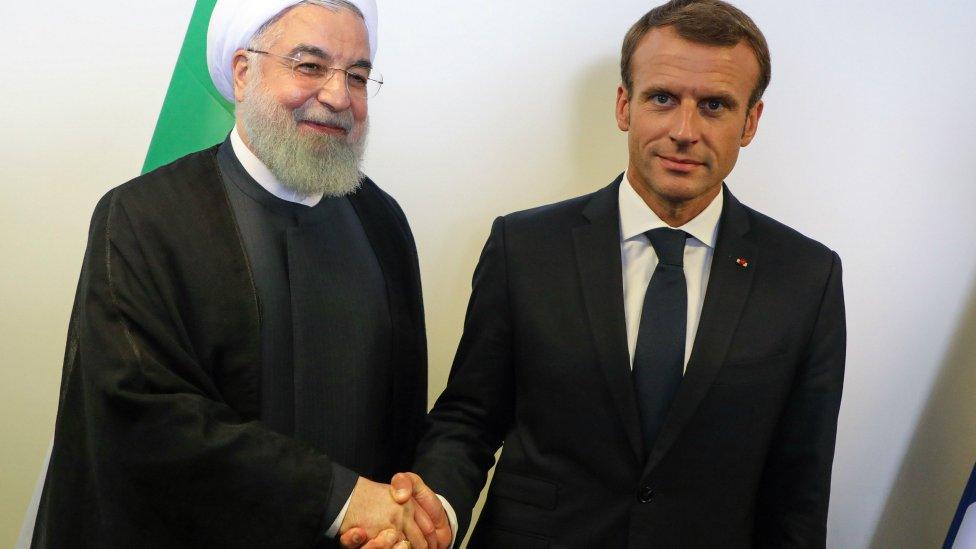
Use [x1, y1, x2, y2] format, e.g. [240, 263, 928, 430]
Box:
[142, 0, 234, 174]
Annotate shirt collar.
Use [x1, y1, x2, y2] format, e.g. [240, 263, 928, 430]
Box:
[618, 170, 723, 248]
[230, 125, 323, 207]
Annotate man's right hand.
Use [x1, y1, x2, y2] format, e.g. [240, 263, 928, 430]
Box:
[389, 473, 453, 549]
[339, 477, 428, 549]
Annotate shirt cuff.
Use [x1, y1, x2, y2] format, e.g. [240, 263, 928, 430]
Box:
[325, 496, 353, 538]
[323, 464, 359, 538]
[436, 494, 459, 549]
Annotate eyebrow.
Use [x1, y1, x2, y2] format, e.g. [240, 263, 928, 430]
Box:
[641, 86, 741, 111]
[640, 86, 673, 102]
[287, 43, 372, 70]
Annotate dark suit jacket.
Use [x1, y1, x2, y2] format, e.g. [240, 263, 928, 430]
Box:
[33, 145, 427, 548]
[414, 177, 845, 548]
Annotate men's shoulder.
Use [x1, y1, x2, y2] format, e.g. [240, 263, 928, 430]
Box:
[110, 145, 223, 207]
[358, 175, 392, 202]
[87, 144, 230, 249]
[735, 197, 839, 266]
[499, 186, 604, 233]
[357, 176, 408, 222]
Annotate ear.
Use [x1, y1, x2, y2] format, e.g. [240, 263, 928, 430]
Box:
[232, 49, 252, 103]
[740, 99, 764, 147]
[615, 85, 631, 132]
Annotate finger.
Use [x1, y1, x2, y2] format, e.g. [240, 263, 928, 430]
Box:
[393, 542, 410, 549]
[412, 504, 438, 548]
[401, 474, 452, 547]
[390, 472, 413, 503]
[402, 473, 448, 529]
[403, 516, 429, 549]
[360, 528, 401, 549]
[412, 503, 435, 535]
[339, 526, 368, 548]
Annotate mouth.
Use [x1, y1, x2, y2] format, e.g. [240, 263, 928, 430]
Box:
[657, 154, 704, 173]
[299, 120, 349, 136]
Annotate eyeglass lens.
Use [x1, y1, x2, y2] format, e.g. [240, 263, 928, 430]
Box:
[289, 52, 381, 97]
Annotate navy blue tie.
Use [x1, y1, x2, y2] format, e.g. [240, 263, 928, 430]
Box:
[633, 227, 688, 456]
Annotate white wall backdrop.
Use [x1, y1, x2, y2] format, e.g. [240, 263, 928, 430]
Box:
[1, 1, 974, 547]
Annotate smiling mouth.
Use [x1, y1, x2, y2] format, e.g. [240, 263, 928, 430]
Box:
[659, 154, 702, 165]
[657, 154, 704, 172]
[299, 120, 348, 136]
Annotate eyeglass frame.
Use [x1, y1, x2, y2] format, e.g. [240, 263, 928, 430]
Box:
[244, 48, 383, 98]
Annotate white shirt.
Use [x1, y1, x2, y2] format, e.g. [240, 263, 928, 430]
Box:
[229, 127, 458, 545]
[618, 171, 723, 371]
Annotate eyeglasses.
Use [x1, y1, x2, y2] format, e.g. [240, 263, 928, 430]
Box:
[246, 48, 383, 98]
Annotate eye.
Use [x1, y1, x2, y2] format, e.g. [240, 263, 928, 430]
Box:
[347, 72, 369, 88]
[650, 93, 673, 106]
[295, 62, 327, 76]
[701, 99, 725, 113]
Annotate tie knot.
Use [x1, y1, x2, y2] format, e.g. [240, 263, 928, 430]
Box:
[646, 228, 687, 266]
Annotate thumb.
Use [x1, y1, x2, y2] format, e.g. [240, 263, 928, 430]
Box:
[339, 526, 368, 548]
[402, 472, 448, 528]
[390, 472, 413, 503]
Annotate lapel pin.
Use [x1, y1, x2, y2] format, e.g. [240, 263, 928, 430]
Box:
[735, 257, 750, 268]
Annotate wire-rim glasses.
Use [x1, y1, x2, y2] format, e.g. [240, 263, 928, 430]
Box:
[246, 48, 383, 98]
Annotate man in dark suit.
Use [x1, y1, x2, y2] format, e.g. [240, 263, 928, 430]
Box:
[411, 1, 846, 547]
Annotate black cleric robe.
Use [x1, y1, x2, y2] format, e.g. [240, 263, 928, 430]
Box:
[216, 139, 397, 524]
[31, 143, 427, 548]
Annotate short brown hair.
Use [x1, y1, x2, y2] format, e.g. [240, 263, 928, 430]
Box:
[620, 0, 771, 108]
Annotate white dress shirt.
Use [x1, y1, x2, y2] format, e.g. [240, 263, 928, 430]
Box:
[230, 127, 457, 545]
[618, 171, 724, 371]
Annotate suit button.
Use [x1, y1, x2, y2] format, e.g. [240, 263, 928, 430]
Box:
[638, 485, 654, 503]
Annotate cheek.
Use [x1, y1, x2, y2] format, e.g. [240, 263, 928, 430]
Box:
[278, 89, 314, 111]
[631, 114, 668, 144]
[352, 101, 368, 124]
[709, 125, 746, 158]
[264, 81, 311, 111]
[722, 146, 741, 167]
[258, 70, 302, 106]
[711, 135, 742, 171]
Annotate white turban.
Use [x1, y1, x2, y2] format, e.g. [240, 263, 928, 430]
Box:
[207, 0, 378, 102]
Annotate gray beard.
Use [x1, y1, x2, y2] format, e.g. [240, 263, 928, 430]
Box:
[237, 79, 367, 199]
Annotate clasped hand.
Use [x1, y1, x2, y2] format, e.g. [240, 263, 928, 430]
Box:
[338, 472, 452, 549]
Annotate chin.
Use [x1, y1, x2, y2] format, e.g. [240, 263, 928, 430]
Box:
[650, 178, 719, 204]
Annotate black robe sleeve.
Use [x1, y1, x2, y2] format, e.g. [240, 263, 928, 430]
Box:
[34, 183, 340, 548]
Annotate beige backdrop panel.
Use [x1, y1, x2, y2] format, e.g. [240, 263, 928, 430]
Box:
[1, 1, 975, 547]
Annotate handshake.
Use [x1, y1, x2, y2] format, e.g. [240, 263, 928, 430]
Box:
[338, 472, 453, 549]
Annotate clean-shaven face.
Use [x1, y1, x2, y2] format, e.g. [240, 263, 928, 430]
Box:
[616, 26, 763, 220]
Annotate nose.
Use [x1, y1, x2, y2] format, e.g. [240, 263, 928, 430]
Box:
[669, 102, 700, 146]
[316, 69, 352, 112]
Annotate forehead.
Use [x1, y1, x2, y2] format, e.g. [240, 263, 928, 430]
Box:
[631, 26, 759, 98]
[269, 4, 369, 60]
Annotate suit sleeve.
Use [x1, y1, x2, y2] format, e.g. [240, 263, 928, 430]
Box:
[37, 191, 339, 547]
[413, 217, 516, 540]
[755, 251, 847, 548]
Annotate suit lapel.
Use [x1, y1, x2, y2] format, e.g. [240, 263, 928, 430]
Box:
[644, 186, 757, 473]
[573, 176, 644, 462]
